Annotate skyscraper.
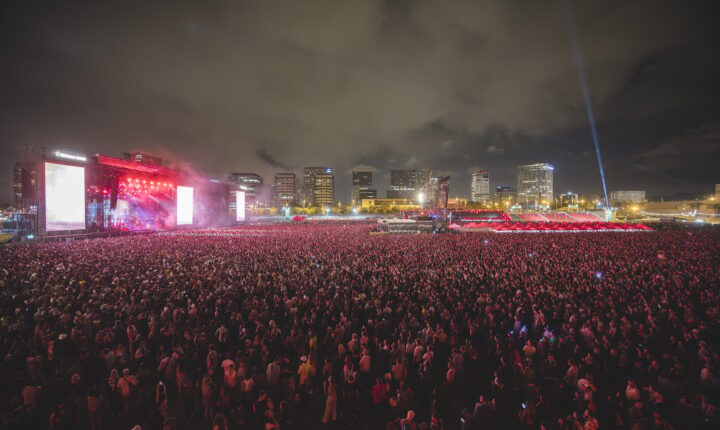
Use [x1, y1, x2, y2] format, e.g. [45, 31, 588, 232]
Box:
[517, 163, 553, 209]
[493, 185, 515, 205]
[273, 173, 297, 207]
[387, 169, 424, 200]
[314, 171, 335, 206]
[351, 170, 377, 203]
[13, 161, 38, 210]
[470, 170, 490, 203]
[303, 167, 334, 206]
[228, 173, 263, 205]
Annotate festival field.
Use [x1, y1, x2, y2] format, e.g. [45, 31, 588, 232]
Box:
[1, 222, 719, 429]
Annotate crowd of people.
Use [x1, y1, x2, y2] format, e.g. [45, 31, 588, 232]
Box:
[0, 222, 718, 429]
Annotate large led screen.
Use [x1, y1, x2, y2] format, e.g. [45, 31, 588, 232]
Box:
[236, 191, 245, 221]
[176, 186, 194, 225]
[45, 162, 85, 231]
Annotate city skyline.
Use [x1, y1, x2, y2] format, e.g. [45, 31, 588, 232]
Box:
[10, 151, 715, 209]
[1, 1, 719, 204]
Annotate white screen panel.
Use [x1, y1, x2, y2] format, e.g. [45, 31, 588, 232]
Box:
[236, 191, 245, 221]
[176, 186, 194, 225]
[45, 162, 85, 231]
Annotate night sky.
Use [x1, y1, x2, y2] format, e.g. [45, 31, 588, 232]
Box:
[1, 0, 719, 203]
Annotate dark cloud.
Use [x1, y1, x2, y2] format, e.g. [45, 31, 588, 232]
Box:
[635, 124, 720, 160]
[254, 148, 293, 171]
[1, 0, 719, 202]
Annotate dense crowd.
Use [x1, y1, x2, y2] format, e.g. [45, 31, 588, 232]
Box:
[0, 223, 719, 429]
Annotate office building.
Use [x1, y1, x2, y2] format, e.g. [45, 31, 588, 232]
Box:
[314, 171, 335, 206]
[493, 185, 515, 205]
[13, 161, 38, 210]
[228, 173, 263, 205]
[387, 169, 424, 200]
[352, 170, 377, 203]
[517, 163, 554, 209]
[610, 190, 646, 204]
[273, 173, 297, 207]
[559, 192, 579, 208]
[470, 170, 490, 203]
[303, 167, 335, 206]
